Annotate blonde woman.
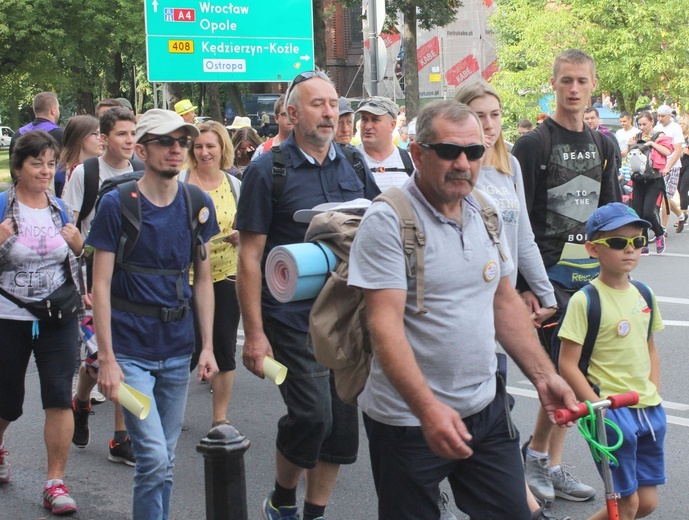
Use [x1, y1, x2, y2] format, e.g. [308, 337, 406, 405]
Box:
[180, 121, 241, 426]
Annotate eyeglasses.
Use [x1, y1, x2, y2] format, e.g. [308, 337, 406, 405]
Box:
[417, 142, 485, 161]
[285, 70, 330, 101]
[591, 236, 647, 250]
[278, 112, 288, 118]
[140, 136, 193, 149]
[88, 132, 102, 140]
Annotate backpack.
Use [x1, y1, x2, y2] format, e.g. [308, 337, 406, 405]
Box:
[76, 157, 145, 231]
[94, 174, 209, 322]
[0, 190, 70, 226]
[366, 146, 415, 175]
[550, 280, 655, 394]
[305, 187, 506, 406]
[627, 133, 671, 185]
[271, 143, 367, 205]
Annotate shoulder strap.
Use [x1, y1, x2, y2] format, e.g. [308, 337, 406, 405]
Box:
[337, 143, 367, 184]
[397, 146, 414, 176]
[55, 198, 70, 227]
[77, 157, 100, 230]
[182, 182, 208, 264]
[271, 144, 287, 206]
[0, 192, 6, 220]
[115, 180, 142, 265]
[630, 280, 655, 340]
[470, 189, 508, 262]
[373, 187, 427, 314]
[225, 172, 239, 205]
[588, 127, 608, 171]
[579, 283, 602, 376]
[534, 120, 552, 172]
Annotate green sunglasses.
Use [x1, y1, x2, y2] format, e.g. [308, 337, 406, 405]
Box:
[590, 236, 647, 250]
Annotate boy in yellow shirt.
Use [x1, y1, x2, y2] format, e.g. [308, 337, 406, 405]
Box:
[558, 203, 666, 520]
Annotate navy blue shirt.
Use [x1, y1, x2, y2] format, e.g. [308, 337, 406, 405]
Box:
[236, 134, 380, 332]
[87, 183, 219, 360]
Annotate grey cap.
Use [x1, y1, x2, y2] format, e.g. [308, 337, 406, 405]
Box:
[338, 97, 354, 116]
[135, 109, 199, 143]
[356, 96, 399, 119]
[116, 97, 133, 111]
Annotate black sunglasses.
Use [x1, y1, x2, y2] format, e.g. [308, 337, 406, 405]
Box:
[286, 70, 330, 101]
[591, 236, 647, 250]
[417, 142, 485, 161]
[141, 136, 193, 149]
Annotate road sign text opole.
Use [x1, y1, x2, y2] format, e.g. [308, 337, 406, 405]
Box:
[145, 0, 315, 82]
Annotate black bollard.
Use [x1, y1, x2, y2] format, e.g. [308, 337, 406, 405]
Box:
[196, 423, 251, 520]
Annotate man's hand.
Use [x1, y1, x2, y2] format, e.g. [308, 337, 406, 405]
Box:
[197, 349, 219, 382]
[418, 401, 473, 459]
[97, 357, 125, 402]
[242, 332, 273, 378]
[533, 372, 579, 426]
[520, 290, 556, 327]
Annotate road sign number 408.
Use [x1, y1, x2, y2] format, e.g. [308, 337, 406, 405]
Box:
[169, 40, 194, 53]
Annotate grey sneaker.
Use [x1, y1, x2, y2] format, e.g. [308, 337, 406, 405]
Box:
[532, 506, 572, 520]
[439, 491, 458, 520]
[524, 453, 555, 502]
[551, 466, 596, 501]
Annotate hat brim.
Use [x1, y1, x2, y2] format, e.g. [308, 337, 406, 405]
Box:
[356, 106, 389, 117]
[137, 121, 199, 142]
[593, 217, 652, 237]
[177, 106, 197, 115]
[293, 199, 371, 223]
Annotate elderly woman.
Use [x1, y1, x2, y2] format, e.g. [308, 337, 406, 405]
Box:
[0, 131, 84, 515]
[180, 121, 241, 427]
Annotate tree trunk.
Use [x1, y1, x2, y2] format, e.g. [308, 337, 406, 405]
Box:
[207, 83, 222, 122]
[167, 83, 183, 111]
[402, 5, 419, 120]
[197, 83, 206, 116]
[313, 0, 327, 69]
[226, 84, 246, 118]
[106, 51, 123, 98]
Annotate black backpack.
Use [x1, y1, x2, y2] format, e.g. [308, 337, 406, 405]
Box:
[76, 156, 145, 230]
[95, 174, 209, 322]
[533, 118, 607, 173]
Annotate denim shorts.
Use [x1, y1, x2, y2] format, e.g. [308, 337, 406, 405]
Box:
[263, 315, 358, 468]
[0, 316, 80, 420]
[596, 404, 667, 497]
[363, 389, 530, 520]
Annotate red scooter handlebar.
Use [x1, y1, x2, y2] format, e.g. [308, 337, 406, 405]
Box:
[554, 392, 639, 425]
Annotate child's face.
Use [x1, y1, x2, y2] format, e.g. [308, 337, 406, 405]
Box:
[586, 224, 645, 275]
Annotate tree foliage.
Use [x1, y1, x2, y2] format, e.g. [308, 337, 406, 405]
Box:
[490, 0, 689, 134]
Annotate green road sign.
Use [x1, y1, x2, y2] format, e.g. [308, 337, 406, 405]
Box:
[144, 0, 315, 82]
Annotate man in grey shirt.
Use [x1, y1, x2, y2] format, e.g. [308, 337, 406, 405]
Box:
[348, 100, 578, 519]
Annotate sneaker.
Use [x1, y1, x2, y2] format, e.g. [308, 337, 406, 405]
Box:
[439, 491, 458, 520]
[551, 466, 595, 501]
[90, 388, 106, 405]
[656, 235, 666, 255]
[524, 453, 555, 503]
[532, 507, 572, 520]
[108, 437, 136, 466]
[43, 482, 77, 515]
[677, 214, 687, 233]
[71, 398, 91, 448]
[641, 246, 650, 256]
[0, 446, 10, 484]
[262, 495, 299, 520]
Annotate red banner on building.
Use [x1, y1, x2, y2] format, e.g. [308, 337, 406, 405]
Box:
[417, 37, 440, 71]
[445, 55, 480, 86]
[482, 59, 499, 81]
[364, 31, 401, 50]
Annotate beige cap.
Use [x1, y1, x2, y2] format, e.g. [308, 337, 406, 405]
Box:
[135, 109, 199, 143]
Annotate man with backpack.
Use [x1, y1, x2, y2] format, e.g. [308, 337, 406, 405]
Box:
[87, 109, 219, 520]
[62, 106, 138, 465]
[348, 99, 578, 519]
[512, 49, 621, 506]
[356, 96, 414, 191]
[236, 70, 379, 520]
[9, 92, 64, 159]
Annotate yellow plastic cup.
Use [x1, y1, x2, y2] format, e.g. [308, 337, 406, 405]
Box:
[118, 382, 152, 420]
[263, 356, 287, 385]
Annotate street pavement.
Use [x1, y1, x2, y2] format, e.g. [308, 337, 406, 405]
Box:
[3, 219, 689, 519]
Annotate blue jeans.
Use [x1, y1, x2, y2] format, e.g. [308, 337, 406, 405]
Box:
[117, 353, 191, 520]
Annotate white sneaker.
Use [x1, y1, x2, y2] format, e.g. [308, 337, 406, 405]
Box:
[90, 388, 106, 404]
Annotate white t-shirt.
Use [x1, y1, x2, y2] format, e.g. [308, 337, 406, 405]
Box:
[357, 144, 410, 191]
[0, 204, 69, 320]
[615, 127, 640, 153]
[655, 121, 683, 145]
[62, 156, 133, 238]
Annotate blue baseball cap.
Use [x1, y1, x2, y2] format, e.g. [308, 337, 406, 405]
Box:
[586, 203, 651, 239]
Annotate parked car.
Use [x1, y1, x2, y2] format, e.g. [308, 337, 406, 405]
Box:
[0, 126, 14, 150]
[225, 94, 280, 136]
